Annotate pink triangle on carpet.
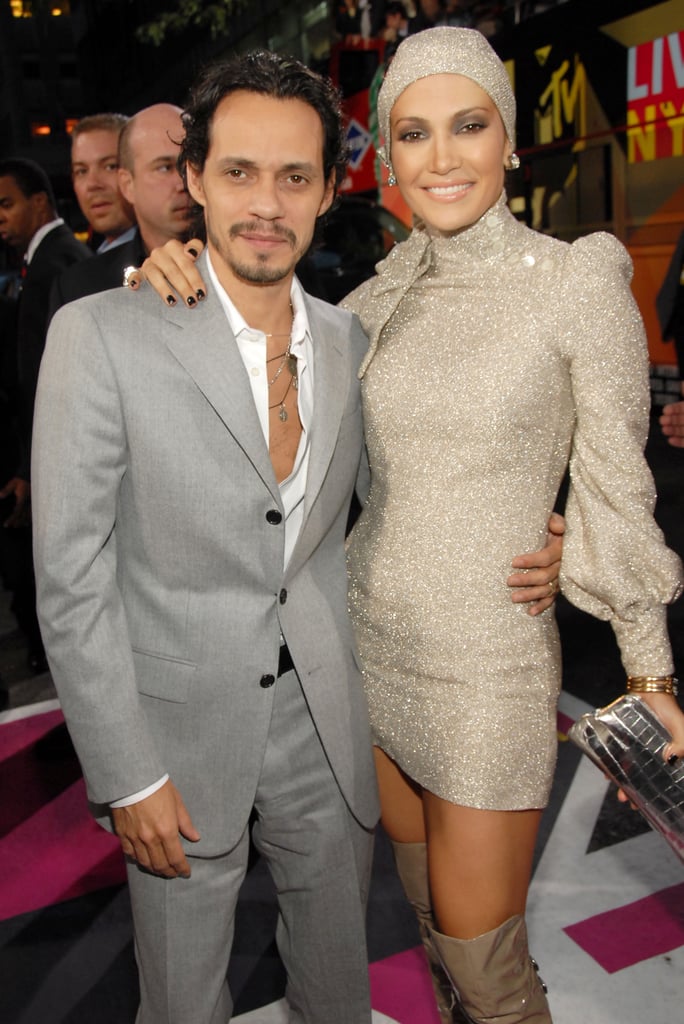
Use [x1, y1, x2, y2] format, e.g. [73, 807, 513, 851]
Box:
[0, 774, 125, 921]
[564, 882, 684, 972]
[369, 946, 441, 1024]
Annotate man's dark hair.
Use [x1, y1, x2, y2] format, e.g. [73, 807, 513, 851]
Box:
[385, 2, 408, 18]
[179, 51, 349, 194]
[0, 157, 56, 211]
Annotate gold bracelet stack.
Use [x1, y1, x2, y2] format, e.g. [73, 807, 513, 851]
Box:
[626, 675, 679, 697]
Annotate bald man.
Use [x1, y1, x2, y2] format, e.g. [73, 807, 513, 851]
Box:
[50, 104, 193, 314]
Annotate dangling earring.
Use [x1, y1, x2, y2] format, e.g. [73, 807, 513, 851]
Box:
[378, 145, 397, 186]
[507, 153, 521, 171]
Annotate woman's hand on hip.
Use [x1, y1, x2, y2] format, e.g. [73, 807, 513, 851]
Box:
[507, 512, 565, 616]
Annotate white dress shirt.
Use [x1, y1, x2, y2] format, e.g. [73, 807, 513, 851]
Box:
[206, 251, 314, 569]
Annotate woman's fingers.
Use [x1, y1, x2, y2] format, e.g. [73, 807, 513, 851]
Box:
[127, 238, 207, 306]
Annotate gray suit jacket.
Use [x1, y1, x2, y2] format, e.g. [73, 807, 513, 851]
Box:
[32, 255, 378, 854]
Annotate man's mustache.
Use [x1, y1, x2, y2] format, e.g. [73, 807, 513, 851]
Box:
[229, 222, 297, 247]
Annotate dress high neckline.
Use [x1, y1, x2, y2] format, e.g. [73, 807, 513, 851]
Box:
[427, 191, 520, 265]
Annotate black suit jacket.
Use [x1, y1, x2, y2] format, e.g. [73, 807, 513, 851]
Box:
[656, 229, 684, 375]
[16, 223, 91, 477]
[49, 230, 146, 320]
[0, 294, 20, 482]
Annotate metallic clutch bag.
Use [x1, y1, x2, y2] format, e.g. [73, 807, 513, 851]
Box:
[568, 694, 684, 864]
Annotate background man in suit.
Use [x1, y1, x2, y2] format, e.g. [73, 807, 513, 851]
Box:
[70, 112, 136, 252]
[0, 158, 91, 499]
[33, 53, 379, 1024]
[51, 104, 193, 314]
[118, 102, 194, 255]
[658, 230, 684, 449]
[0, 158, 91, 672]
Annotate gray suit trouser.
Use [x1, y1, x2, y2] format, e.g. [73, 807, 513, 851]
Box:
[127, 666, 374, 1024]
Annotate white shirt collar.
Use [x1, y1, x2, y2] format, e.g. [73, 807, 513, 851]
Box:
[204, 250, 312, 350]
[26, 217, 65, 264]
[97, 224, 137, 254]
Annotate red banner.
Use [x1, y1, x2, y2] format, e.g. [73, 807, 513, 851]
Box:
[627, 30, 684, 163]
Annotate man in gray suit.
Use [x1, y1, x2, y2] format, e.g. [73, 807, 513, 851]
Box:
[33, 52, 378, 1024]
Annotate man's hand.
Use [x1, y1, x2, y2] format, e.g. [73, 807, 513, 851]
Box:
[0, 477, 31, 527]
[660, 399, 684, 448]
[125, 239, 207, 309]
[507, 512, 565, 616]
[112, 779, 200, 878]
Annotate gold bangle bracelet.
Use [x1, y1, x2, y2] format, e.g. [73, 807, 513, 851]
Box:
[626, 676, 678, 697]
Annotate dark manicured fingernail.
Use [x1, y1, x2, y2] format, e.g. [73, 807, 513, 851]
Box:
[186, 295, 196, 306]
[187, 247, 198, 258]
[196, 289, 205, 300]
[166, 295, 176, 306]
[668, 753, 679, 765]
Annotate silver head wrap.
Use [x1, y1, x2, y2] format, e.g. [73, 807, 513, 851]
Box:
[378, 27, 516, 165]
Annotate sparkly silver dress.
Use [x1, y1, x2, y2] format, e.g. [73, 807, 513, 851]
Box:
[342, 193, 683, 810]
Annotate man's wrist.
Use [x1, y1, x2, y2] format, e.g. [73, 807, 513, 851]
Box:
[110, 773, 169, 808]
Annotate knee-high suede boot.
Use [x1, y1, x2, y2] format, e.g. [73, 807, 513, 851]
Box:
[430, 915, 551, 1023]
[390, 841, 462, 1024]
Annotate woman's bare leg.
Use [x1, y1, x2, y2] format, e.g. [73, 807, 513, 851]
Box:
[422, 793, 550, 1022]
[374, 749, 459, 1022]
[422, 793, 542, 938]
[373, 746, 426, 842]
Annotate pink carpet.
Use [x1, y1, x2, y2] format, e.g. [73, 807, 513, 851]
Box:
[0, 708, 125, 922]
[563, 882, 684, 972]
[369, 946, 441, 1024]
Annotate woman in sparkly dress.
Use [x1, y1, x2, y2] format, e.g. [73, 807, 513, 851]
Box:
[131, 29, 684, 1021]
[337, 27, 684, 1024]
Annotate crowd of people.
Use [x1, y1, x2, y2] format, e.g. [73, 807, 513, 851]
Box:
[336, 0, 503, 52]
[334, 1, 567, 52]
[0, 18, 683, 1024]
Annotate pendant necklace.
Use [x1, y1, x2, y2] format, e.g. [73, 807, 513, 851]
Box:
[268, 343, 298, 421]
[267, 304, 297, 422]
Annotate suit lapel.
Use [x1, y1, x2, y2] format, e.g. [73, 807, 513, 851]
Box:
[281, 298, 350, 585]
[303, 300, 348, 521]
[161, 265, 279, 504]
[160, 270, 349, 529]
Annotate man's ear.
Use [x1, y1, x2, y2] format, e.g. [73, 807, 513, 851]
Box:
[186, 164, 205, 208]
[317, 171, 336, 219]
[118, 167, 134, 206]
[33, 190, 52, 220]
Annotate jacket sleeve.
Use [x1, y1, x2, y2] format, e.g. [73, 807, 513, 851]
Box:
[32, 302, 164, 803]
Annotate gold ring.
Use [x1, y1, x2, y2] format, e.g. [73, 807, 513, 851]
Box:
[548, 579, 557, 594]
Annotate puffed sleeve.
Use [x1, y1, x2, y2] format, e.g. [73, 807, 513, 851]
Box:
[558, 232, 683, 675]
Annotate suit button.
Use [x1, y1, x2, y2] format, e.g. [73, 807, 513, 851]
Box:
[260, 674, 275, 688]
[279, 588, 287, 604]
[266, 509, 282, 525]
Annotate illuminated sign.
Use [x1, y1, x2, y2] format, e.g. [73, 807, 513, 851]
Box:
[536, 54, 586, 147]
[627, 31, 684, 162]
